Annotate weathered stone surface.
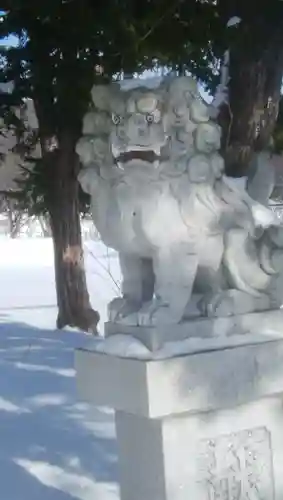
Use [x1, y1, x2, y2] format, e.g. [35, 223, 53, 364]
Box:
[105, 308, 283, 351]
[75, 77, 283, 500]
[77, 75, 283, 331]
[75, 336, 283, 418]
[75, 339, 283, 500]
[197, 427, 273, 500]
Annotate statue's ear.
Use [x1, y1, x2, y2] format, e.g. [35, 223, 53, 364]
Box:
[82, 111, 96, 135]
[190, 98, 210, 123]
[192, 126, 198, 145]
[91, 84, 113, 112]
[78, 167, 95, 195]
[158, 77, 170, 98]
[216, 123, 222, 139]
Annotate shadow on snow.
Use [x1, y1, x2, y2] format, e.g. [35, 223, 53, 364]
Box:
[0, 315, 118, 500]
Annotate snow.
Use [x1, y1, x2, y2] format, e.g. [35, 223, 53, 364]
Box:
[209, 83, 228, 116]
[119, 76, 164, 91]
[89, 334, 151, 360]
[0, 237, 121, 328]
[227, 16, 241, 28]
[0, 236, 121, 500]
[87, 326, 283, 362]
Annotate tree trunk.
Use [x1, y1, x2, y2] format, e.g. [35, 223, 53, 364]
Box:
[221, 24, 283, 177]
[5, 198, 14, 237]
[38, 215, 51, 237]
[46, 132, 100, 333]
[5, 197, 21, 238]
[30, 46, 100, 333]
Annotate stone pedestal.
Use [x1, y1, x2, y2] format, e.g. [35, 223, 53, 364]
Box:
[75, 336, 283, 500]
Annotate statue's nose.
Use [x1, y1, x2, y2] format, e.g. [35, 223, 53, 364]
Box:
[174, 105, 186, 117]
[134, 114, 146, 126]
[139, 128, 147, 137]
[206, 138, 216, 146]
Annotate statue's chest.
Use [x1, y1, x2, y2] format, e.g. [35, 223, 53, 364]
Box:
[114, 179, 160, 216]
[115, 183, 138, 213]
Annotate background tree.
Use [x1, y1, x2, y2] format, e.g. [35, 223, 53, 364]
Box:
[215, 0, 283, 177]
[0, 3, 106, 331]
[137, 0, 283, 176]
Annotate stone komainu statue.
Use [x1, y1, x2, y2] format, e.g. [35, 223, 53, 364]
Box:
[76, 76, 283, 327]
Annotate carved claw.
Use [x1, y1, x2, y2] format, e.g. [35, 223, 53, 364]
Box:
[151, 307, 183, 326]
[137, 299, 183, 326]
[108, 297, 140, 323]
[137, 300, 160, 326]
[200, 289, 270, 317]
[200, 292, 234, 318]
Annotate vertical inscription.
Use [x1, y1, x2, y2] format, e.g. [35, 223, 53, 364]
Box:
[198, 427, 274, 500]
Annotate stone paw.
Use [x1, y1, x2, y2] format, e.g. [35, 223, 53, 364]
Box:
[137, 300, 183, 326]
[108, 297, 140, 323]
[137, 300, 160, 326]
[200, 292, 234, 318]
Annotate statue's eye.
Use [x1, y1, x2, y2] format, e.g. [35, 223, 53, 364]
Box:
[112, 114, 121, 125]
[146, 113, 154, 124]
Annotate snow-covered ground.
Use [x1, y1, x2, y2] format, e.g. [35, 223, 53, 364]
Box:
[0, 237, 121, 326]
[0, 237, 121, 500]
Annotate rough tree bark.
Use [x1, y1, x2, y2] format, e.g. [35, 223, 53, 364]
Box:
[46, 131, 100, 332]
[32, 56, 100, 334]
[218, 7, 283, 177]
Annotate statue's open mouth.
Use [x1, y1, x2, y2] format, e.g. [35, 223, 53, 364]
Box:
[117, 150, 159, 163]
[112, 145, 164, 170]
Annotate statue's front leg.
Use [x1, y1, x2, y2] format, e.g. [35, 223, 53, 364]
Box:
[108, 254, 154, 324]
[138, 247, 199, 326]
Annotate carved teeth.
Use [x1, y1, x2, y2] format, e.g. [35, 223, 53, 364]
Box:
[113, 145, 162, 158]
[126, 146, 149, 152]
[111, 145, 120, 159]
[117, 161, 124, 170]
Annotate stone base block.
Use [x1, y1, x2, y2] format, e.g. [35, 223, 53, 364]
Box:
[116, 398, 281, 500]
[105, 309, 283, 351]
[75, 336, 283, 500]
[76, 337, 283, 418]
